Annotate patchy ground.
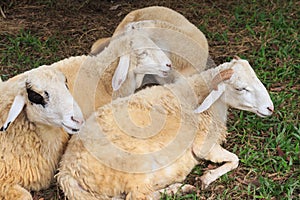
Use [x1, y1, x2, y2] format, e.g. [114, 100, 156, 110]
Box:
[0, 0, 299, 199]
[0, 0, 251, 73]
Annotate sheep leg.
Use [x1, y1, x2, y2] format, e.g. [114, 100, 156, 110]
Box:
[125, 191, 148, 200]
[1, 184, 32, 200]
[200, 144, 239, 189]
[57, 173, 99, 200]
[150, 183, 196, 199]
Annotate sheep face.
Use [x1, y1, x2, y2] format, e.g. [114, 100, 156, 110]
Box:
[221, 59, 274, 117]
[112, 34, 172, 91]
[133, 48, 172, 77]
[129, 34, 172, 77]
[1, 67, 84, 134]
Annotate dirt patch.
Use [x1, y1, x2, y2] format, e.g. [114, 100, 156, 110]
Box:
[1, 0, 245, 63]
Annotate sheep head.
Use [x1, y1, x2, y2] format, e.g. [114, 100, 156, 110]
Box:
[195, 57, 274, 117]
[0, 67, 84, 134]
[112, 34, 172, 91]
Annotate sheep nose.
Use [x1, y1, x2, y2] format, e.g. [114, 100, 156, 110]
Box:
[267, 105, 274, 112]
[166, 63, 172, 68]
[71, 116, 84, 125]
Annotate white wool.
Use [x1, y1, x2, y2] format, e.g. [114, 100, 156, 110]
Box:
[0, 66, 84, 199]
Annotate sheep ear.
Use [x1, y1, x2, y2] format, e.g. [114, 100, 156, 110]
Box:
[135, 74, 145, 89]
[0, 95, 25, 131]
[233, 55, 241, 60]
[90, 37, 110, 56]
[194, 84, 225, 113]
[112, 54, 131, 91]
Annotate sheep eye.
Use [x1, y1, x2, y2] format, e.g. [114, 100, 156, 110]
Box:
[44, 91, 49, 98]
[65, 78, 69, 89]
[235, 87, 248, 92]
[137, 51, 147, 57]
[27, 88, 46, 106]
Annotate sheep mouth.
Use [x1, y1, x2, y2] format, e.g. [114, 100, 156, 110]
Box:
[256, 111, 269, 117]
[62, 123, 80, 133]
[160, 70, 169, 77]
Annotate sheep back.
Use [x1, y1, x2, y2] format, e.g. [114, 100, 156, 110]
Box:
[114, 6, 208, 52]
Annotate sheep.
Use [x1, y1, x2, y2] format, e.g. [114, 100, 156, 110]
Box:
[51, 32, 172, 118]
[91, 6, 209, 88]
[113, 6, 208, 55]
[90, 37, 110, 56]
[57, 57, 273, 200]
[0, 66, 84, 200]
[119, 20, 208, 83]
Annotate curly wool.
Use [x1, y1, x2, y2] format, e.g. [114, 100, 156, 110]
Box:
[0, 71, 70, 199]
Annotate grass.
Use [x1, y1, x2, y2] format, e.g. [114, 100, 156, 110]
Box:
[0, 30, 62, 80]
[161, 0, 299, 199]
[0, 0, 299, 199]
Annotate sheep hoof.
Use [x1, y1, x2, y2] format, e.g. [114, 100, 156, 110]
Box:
[200, 171, 215, 189]
[126, 191, 148, 200]
[161, 183, 196, 196]
[7, 184, 33, 200]
[180, 184, 196, 193]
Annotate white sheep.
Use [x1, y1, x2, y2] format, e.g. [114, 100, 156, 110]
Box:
[0, 66, 84, 200]
[57, 57, 273, 199]
[91, 6, 209, 87]
[119, 19, 208, 84]
[113, 6, 208, 54]
[51, 32, 172, 118]
[90, 37, 110, 56]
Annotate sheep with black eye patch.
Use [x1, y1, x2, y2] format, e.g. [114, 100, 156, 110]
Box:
[0, 66, 84, 200]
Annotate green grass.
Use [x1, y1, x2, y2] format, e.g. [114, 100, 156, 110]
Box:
[162, 1, 299, 199]
[0, 0, 299, 199]
[0, 30, 61, 80]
